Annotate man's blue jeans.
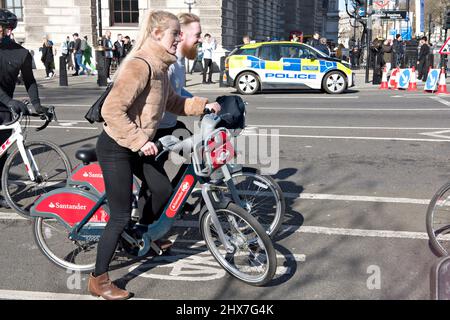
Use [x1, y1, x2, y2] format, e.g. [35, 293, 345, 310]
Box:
[75, 53, 87, 74]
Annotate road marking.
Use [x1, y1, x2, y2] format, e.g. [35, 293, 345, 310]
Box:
[0, 289, 98, 300]
[247, 125, 450, 131]
[28, 125, 98, 130]
[0, 191, 430, 223]
[430, 96, 450, 106]
[419, 129, 450, 140]
[173, 220, 430, 241]
[264, 96, 359, 99]
[243, 132, 450, 142]
[257, 107, 450, 111]
[0, 289, 151, 300]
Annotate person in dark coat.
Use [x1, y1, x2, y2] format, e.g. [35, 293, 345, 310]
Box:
[417, 36, 430, 81]
[382, 39, 393, 72]
[371, 38, 385, 85]
[40, 36, 55, 79]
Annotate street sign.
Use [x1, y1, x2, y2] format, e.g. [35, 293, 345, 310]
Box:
[378, 10, 408, 20]
[374, 0, 390, 9]
[439, 37, 450, 55]
[397, 69, 411, 89]
[425, 69, 440, 92]
[389, 68, 400, 88]
[358, 7, 366, 17]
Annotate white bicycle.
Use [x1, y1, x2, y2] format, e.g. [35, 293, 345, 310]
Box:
[0, 105, 72, 218]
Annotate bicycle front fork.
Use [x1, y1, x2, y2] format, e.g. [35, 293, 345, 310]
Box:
[201, 183, 235, 253]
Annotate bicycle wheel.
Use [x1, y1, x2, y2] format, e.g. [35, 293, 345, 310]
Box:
[426, 182, 450, 256]
[200, 202, 277, 286]
[2, 140, 72, 218]
[33, 217, 100, 273]
[219, 168, 285, 237]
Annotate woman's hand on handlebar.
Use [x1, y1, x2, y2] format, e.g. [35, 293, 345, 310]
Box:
[205, 102, 221, 114]
[140, 141, 159, 157]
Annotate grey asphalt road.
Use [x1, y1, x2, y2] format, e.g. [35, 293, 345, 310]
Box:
[0, 73, 448, 300]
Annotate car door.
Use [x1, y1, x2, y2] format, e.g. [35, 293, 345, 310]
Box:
[297, 44, 322, 89]
[258, 44, 283, 86]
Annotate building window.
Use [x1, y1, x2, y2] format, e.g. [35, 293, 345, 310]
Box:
[110, 0, 139, 25]
[2, 0, 23, 21]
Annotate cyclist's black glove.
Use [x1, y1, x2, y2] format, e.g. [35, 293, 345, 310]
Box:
[8, 99, 30, 116]
[32, 104, 49, 116]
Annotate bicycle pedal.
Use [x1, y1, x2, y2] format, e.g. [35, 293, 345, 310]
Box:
[150, 242, 163, 256]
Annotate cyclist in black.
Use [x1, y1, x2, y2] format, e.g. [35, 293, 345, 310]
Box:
[0, 9, 47, 207]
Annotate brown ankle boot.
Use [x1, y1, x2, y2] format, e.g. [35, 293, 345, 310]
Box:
[88, 273, 131, 300]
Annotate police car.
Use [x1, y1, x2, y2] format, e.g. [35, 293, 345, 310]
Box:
[224, 41, 355, 95]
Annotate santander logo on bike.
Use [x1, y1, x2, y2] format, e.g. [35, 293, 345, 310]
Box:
[166, 175, 194, 218]
[82, 171, 103, 179]
[48, 202, 87, 210]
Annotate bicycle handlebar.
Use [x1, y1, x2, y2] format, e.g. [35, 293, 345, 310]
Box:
[6, 103, 57, 131]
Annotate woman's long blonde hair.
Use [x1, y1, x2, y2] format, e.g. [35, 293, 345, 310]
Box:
[113, 10, 179, 79]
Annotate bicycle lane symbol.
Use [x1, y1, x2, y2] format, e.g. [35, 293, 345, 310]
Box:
[127, 240, 306, 282]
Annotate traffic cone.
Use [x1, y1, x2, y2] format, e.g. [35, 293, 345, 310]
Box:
[408, 66, 418, 92]
[389, 67, 400, 90]
[379, 67, 388, 89]
[436, 67, 449, 95]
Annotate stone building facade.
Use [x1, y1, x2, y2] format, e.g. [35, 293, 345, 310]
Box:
[1, 0, 339, 69]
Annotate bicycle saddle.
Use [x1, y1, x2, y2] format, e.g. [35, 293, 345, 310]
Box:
[76, 144, 98, 164]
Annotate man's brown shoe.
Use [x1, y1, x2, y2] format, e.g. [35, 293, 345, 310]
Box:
[88, 272, 131, 300]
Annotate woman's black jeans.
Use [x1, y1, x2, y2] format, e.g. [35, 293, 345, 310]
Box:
[94, 130, 173, 276]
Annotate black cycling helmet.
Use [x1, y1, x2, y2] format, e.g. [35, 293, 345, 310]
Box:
[0, 9, 18, 30]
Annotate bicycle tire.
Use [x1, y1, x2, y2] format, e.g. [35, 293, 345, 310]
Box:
[33, 216, 99, 273]
[426, 182, 450, 256]
[2, 140, 72, 219]
[199, 202, 277, 286]
[228, 167, 286, 237]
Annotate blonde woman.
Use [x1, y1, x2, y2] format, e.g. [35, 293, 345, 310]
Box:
[88, 10, 221, 300]
[40, 36, 55, 79]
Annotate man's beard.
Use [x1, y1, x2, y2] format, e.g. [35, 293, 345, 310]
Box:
[182, 43, 198, 60]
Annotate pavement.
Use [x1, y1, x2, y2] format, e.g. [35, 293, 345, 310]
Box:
[1, 68, 450, 300]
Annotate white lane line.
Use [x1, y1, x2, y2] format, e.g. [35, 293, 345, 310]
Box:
[294, 192, 429, 205]
[0, 192, 430, 223]
[173, 220, 429, 241]
[247, 125, 450, 130]
[264, 96, 359, 99]
[430, 96, 450, 106]
[28, 125, 98, 130]
[257, 107, 450, 111]
[243, 132, 450, 142]
[0, 289, 151, 300]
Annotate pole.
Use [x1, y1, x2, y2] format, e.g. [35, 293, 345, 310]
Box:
[97, 0, 102, 40]
[365, 0, 372, 83]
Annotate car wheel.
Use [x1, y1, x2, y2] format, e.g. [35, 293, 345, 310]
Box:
[236, 72, 260, 95]
[322, 71, 347, 94]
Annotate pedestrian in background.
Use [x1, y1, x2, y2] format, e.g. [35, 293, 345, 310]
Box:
[308, 32, 321, 50]
[123, 35, 132, 58]
[102, 31, 114, 82]
[417, 36, 430, 82]
[393, 34, 404, 68]
[40, 35, 55, 79]
[371, 38, 384, 85]
[317, 37, 330, 56]
[202, 33, 216, 84]
[114, 33, 125, 65]
[336, 43, 345, 60]
[190, 42, 203, 74]
[382, 38, 393, 72]
[72, 33, 87, 76]
[83, 36, 96, 75]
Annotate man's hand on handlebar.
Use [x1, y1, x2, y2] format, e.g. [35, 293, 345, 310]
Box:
[140, 141, 160, 157]
[205, 102, 221, 114]
[8, 99, 30, 116]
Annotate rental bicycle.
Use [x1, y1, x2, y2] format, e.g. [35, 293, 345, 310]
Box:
[426, 182, 450, 256]
[31, 112, 277, 286]
[0, 105, 72, 218]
